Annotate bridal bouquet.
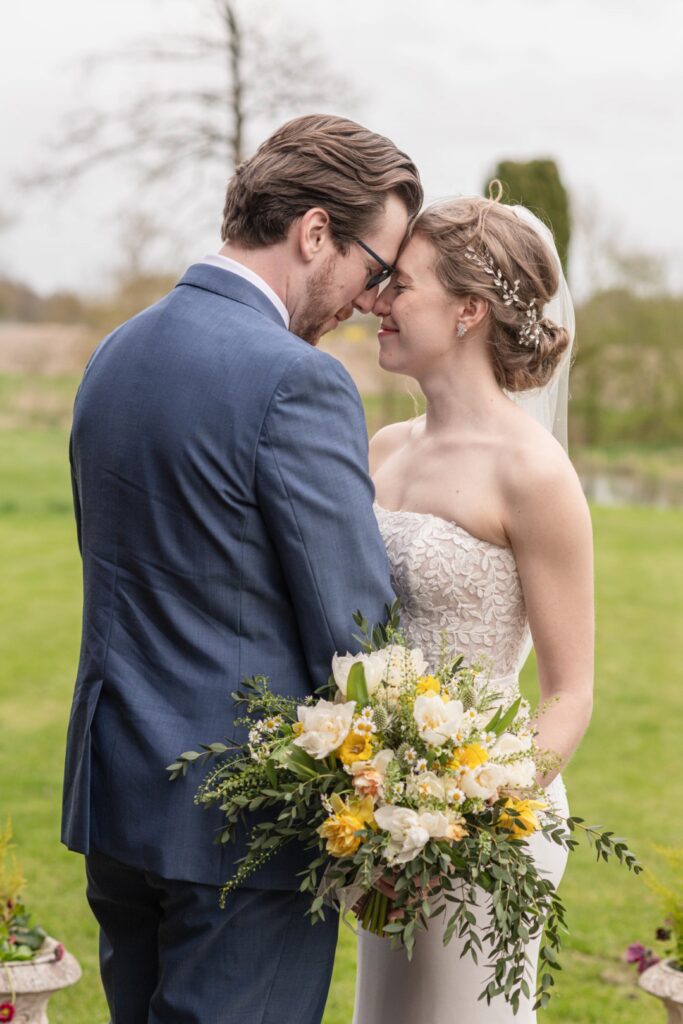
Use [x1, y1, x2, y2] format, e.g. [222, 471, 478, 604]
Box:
[169, 605, 640, 1013]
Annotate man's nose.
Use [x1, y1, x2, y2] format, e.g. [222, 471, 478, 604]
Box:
[372, 287, 391, 317]
[353, 286, 379, 315]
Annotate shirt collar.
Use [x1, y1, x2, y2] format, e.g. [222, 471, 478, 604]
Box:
[201, 254, 290, 328]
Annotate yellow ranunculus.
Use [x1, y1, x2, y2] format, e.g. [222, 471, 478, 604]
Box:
[338, 730, 374, 766]
[318, 794, 376, 857]
[416, 675, 441, 696]
[498, 797, 547, 838]
[450, 743, 489, 771]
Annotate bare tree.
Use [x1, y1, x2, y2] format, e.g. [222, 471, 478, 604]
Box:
[26, 0, 353, 209]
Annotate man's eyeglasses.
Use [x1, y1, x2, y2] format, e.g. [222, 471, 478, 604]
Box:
[355, 239, 396, 291]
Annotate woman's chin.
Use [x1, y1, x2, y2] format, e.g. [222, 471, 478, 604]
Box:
[378, 351, 407, 376]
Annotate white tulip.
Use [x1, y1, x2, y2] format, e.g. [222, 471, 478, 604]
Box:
[492, 732, 532, 758]
[407, 771, 446, 803]
[332, 650, 388, 698]
[413, 694, 465, 747]
[460, 763, 504, 801]
[293, 699, 355, 759]
[375, 805, 450, 864]
[372, 749, 395, 775]
[500, 758, 537, 789]
[384, 645, 428, 687]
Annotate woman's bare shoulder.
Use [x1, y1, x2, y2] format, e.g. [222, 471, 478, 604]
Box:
[369, 416, 423, 474]
[498, 419, 590, 545]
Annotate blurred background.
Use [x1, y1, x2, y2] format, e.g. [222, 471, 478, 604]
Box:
[1, 1, 682, 1021]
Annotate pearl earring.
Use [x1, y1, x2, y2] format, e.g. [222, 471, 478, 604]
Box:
[457, 323, 468, 338]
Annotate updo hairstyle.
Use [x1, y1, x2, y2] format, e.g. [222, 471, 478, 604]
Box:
[414, 195, 571, 391]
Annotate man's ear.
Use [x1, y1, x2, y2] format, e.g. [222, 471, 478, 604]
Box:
[296, 208, 332, 263]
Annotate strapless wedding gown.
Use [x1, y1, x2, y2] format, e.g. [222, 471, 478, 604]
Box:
[352, 505, 569, 1024]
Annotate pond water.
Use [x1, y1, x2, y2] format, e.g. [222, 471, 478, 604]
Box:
[578, 467, 683, 509]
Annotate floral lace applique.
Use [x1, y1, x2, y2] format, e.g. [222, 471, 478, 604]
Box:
[374, 504, 529, 679]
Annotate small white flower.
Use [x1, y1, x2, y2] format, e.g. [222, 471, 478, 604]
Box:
[403, 747, 417, 764]
[414, 757, 428, 774]
[444, 781, 465, 805]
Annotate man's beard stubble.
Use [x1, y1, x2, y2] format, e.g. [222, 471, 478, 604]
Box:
[290, 254, 337, 345]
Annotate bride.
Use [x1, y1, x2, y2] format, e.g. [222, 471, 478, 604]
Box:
[353, 194, 594, 1022]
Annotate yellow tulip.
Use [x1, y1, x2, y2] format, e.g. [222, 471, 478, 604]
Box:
[318, 795, 376, 857]
[416, 675, 441, 696]
[450, 743, 489, 771]
[498, 797, 547, 838]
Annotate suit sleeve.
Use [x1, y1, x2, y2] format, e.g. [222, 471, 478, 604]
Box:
[255, 351, 395, 689]
[69, 430, 82, 556]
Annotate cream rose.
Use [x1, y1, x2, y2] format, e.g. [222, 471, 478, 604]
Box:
[293, 699, 355, 759]
[349, 748, 395, 800]
[413, 694, 465, 747]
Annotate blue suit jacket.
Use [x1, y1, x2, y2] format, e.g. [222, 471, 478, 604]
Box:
[62, 264, 394, 886]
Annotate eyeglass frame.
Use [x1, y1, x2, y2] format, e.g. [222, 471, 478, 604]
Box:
[355, 239, 397, 291]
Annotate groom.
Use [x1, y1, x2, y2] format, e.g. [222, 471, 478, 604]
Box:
[62, 114, 422, 1024]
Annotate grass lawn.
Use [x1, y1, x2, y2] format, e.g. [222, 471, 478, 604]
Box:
[1, 426, 681, 1023]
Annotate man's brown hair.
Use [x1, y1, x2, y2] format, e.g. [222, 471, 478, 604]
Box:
[221, 114, 423, 251]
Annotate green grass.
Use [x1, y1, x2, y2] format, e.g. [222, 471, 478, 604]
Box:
[1, 427, 681, 1023]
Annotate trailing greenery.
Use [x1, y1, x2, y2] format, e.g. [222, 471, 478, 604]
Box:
[1, 427, 682, 1022]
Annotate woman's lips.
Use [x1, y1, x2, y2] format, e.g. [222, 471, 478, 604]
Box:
[378, 326, 398, 338]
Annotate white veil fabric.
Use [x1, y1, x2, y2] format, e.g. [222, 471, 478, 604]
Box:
[504, 205, 576, 672]
[504, 205, 575, 454]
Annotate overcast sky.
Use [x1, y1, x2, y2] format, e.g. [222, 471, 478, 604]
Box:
[2, 0, 682, 298]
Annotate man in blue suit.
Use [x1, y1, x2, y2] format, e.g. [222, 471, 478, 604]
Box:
[62, 114, 422, 1023]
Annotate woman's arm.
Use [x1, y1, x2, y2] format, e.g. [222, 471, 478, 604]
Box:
[504, 442, 594, 785]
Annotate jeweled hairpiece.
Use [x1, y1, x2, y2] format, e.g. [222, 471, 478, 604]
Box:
[464, 245, 542, 350]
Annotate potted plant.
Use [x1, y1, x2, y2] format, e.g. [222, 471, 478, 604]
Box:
[626, 845, 683, 1023]
[0, 821, 80, 1023]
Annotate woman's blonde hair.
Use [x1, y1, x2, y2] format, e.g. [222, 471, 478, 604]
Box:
[414, 193, 570, 392]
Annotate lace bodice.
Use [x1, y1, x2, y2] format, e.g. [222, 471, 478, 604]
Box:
[374, 504, 529, 679]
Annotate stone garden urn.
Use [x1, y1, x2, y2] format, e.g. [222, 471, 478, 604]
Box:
[639, 960, 683, 1023]
[0, 937, 81, 1023]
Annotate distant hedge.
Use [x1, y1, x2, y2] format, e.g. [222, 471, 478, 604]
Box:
[485, 159, 571, 274]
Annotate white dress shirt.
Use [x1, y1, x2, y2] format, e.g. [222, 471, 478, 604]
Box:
[201, 254, 290, 328]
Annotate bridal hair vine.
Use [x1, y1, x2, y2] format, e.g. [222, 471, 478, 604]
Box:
[463, 245, 542, 350]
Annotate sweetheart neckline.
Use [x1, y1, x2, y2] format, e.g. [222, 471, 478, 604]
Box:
[373, 502, 515, 556]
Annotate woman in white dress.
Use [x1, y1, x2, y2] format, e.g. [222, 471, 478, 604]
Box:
[353, 195, 594, 1023]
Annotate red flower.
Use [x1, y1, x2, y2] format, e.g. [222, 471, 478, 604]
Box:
[54, 943, 65, 962]
[0, 1002, 16, 1022]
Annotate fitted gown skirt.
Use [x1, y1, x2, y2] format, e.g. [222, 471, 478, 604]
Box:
[352, 777, 569, 1024]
